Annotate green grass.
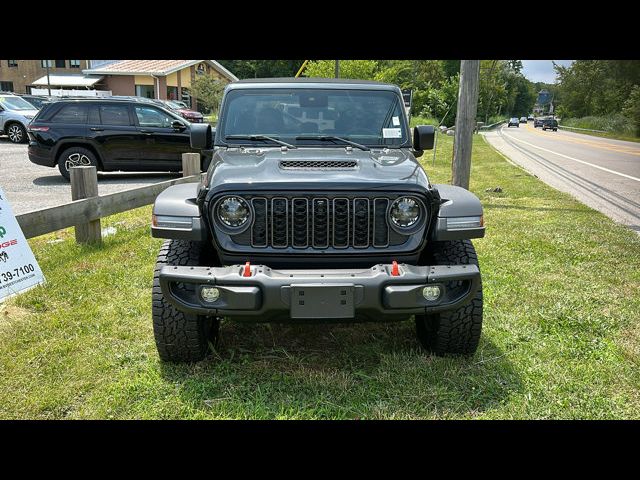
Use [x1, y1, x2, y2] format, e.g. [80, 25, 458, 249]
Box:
[1, 133, 639, 419]
[560, 114, 640, 143]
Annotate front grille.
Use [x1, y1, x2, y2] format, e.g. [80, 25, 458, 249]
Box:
[279, 160, 358, 170]
[246, 195, 394, 249]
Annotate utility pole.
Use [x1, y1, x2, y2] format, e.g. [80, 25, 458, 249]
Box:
[335, 60, 340, 78]
[45, 61, 51, 96]
[452, 60, 480, 190]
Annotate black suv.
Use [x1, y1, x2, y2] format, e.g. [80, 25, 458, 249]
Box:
[27, 98, 204, 180]
[542, 119, 558, 131]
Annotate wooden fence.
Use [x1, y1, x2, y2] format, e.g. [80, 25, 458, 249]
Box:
[16, 153, 203, 244]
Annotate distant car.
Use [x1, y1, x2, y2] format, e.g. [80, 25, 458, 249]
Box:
[157, 99, 204, 123]
[542, 119, 558, 131]
[17, 94, 56, 110]
[527, 115, 534, 121]
[27, 97, 207, 180]
[534, 118, 544, 128]
[508, 117, 519, 127]
[0, 94, 39, 143]
[519, 117, 527, 123]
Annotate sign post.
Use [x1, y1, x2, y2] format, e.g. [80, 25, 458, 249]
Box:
[0, 187, 45, 302]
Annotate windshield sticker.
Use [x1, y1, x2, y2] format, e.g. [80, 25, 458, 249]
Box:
[392, 116, 400, 126]
[382, 128, 402, 139]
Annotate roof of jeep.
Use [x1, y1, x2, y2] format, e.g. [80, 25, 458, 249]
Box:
[229, 77, 399, 91]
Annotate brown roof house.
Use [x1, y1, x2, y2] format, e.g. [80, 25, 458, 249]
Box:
[83, 60, 237, 110]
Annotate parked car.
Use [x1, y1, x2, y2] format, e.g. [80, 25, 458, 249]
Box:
[542, 119, 558, 131]
[157, 99, 204, 123]
[519, 117, 527, 123]
[27, 98, 208, 180]
[0, 94, 39, 143]
[508, 117, 520, 127]
[527, 115, 534, 121]
[17, 94, 56, 110]
[150, 78, 486, 362]
[534, 118, 544, 128]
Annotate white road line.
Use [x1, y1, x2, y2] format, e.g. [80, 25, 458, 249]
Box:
[500, 128, 640, 183]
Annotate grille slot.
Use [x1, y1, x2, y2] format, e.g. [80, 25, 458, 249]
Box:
[292, 198, 309, 248]
[251, 198, 268, 247]
[271, 198, 288, 248]
[352, 198, 369, 248]
[280, 160, 358, 170]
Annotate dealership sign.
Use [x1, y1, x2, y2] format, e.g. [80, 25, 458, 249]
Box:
[0, 187, 45, 302]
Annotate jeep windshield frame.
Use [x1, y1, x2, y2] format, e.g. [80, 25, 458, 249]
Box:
[216, 87, 411, 149]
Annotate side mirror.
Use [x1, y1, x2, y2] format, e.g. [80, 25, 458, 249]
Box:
[413, 125, 435, 151]
[171, 120, 186, 130]
[190, 123, 213, 150]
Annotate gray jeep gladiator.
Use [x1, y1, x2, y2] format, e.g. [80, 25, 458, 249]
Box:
[151, 78, 485, 362]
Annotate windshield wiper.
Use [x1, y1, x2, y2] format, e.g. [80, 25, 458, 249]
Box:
[225, 134, 297, 149]
[295, 135, 370, 151]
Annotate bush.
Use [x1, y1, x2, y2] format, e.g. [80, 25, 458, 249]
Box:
[622, 85, 640, 137]
[561, 114, 637, 137]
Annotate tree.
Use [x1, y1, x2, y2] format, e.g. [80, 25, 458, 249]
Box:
[623, 85, 640, 136]
[303, 60, 380, 80]
[189, 75, 225, 114]
[217, 60, 303, 79]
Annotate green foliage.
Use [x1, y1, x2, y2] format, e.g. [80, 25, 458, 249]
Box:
[303, 60, 380, 80]
[622, 85, 640, 137]
[554, 60, 640, 118]
[189, 75, 225, 114]
[217, 60, 304, 79]
[561, 114, 637, 138]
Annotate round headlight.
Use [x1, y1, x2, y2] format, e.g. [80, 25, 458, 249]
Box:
[216, 196, 250, 228]
[389, 196, 422, 229]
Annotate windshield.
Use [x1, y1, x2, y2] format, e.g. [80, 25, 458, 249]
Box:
[219, 88, 408, 148]
[0, 95, 36, 111]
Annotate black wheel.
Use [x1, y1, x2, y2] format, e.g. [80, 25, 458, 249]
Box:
[152, 239, 220, 362]
[6, 122, 27, 144]
[415, 239, 483, 356]
[57, 146, 99, 181]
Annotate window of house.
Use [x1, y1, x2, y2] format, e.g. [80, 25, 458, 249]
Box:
[55, 60, 66, 68]
[99, 104, 131, 126]
[50, 104, 89, 123]
[70, 60, 81, 68]
[135, 85, 155, 99]
[134, 106, 173, 128]
[0, 81, 14, 92]
[41, 60, 54, 68]
[8, 60, 18, 67]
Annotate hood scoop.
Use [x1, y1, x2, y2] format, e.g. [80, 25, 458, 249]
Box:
[279, 159, 358, 170]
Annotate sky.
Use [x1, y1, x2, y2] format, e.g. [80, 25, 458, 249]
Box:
[521, 60, 574, 84]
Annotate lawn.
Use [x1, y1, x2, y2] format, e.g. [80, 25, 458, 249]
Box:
[1, 133, 639, 419]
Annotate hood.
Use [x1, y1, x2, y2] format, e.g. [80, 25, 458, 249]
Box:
[206, 146, 431, 193]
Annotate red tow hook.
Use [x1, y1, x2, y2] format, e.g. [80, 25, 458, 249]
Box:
[243, 261, 252, 277]
[391, 260, 400, 276]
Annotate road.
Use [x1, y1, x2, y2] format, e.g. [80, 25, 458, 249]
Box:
[0, 138, 182, 215]
[483, 123, 640, 233]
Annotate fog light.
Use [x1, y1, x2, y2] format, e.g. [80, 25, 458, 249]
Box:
[422, 286, 441, 301]
[201, 286, 220, 303]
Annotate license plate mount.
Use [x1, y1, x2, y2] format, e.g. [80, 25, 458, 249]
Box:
[290, 284, 355, 319]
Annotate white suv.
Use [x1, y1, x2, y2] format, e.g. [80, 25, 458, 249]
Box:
[0, 94, 39, 143]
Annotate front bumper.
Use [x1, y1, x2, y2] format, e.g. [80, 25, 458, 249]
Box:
[159, 262, 480, 322]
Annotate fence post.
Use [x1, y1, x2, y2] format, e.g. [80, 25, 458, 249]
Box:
[70, 166, 101, 245]
[182, 153, 201, 178]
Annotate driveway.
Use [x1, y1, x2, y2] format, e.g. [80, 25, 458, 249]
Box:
[0, 138, 182, 215]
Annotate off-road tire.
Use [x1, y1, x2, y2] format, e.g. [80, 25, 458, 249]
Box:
[6, 122, 27, 144]
[415, 239, 483, 356]
[152, 239, 220, 362]
[57, 146, 99, 181]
